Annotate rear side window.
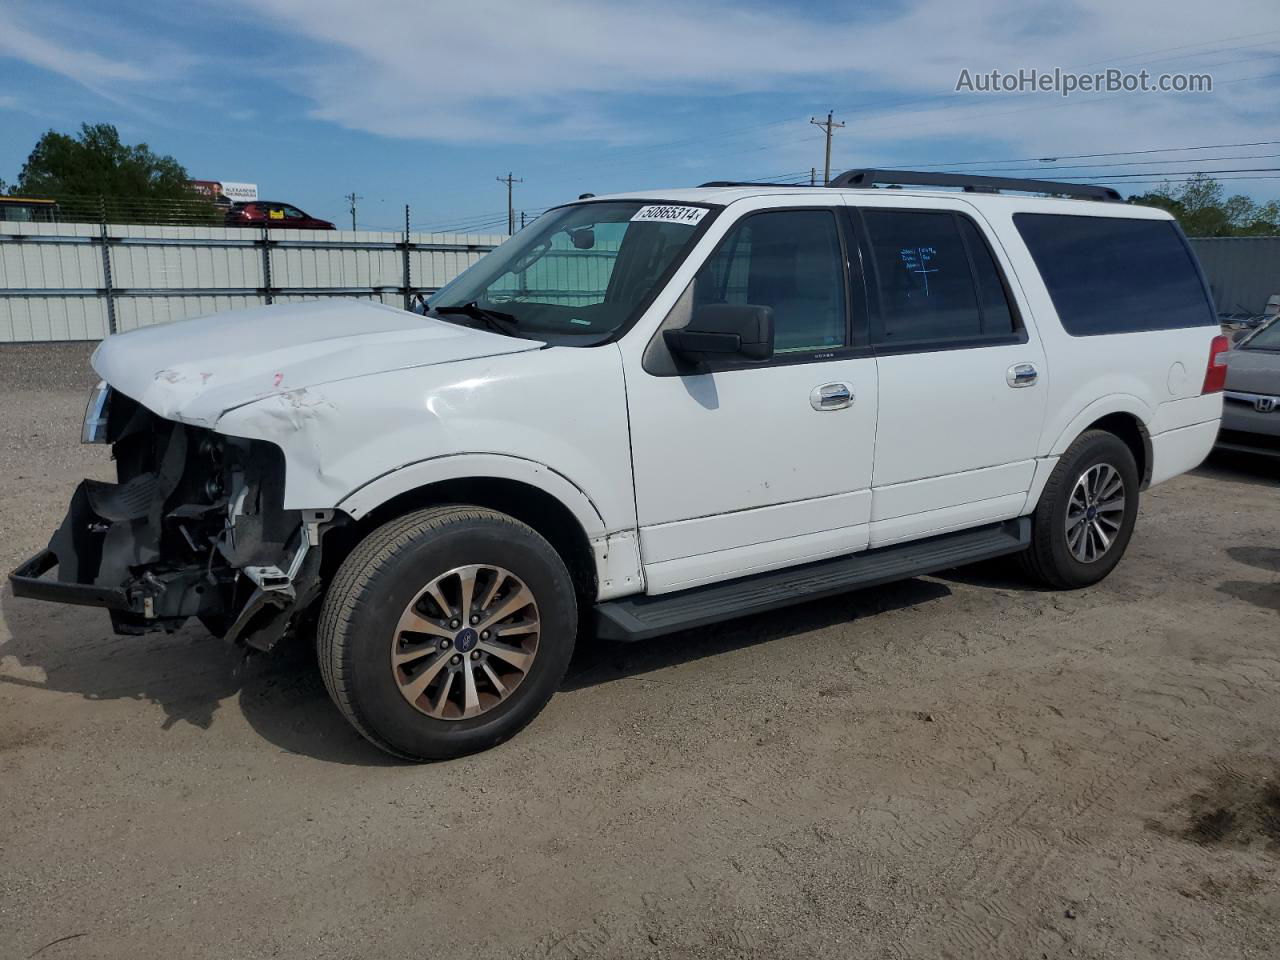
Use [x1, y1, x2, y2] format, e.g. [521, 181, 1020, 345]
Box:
[1014, 214, 1215, 335]
[862, 210, 1019, 346]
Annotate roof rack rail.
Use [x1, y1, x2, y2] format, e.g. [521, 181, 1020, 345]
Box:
[827, 169, 1123, 202]
[698, 180, 817, 188]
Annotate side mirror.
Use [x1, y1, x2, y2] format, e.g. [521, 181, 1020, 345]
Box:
[663, 304, 774, 363]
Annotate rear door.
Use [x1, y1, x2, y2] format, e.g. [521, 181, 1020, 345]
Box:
[848, 198, 1048, 546]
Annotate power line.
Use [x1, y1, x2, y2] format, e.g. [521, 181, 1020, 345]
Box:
[1080, 29, 1280, 67]
[418, 212, 510, 231]
[967, 153, 1280, 177]
[841, 70, 1280, 142]
[1032, 166, 1280, 181]
[416, 203, 557, 234]
[410, 152, 1280, 238]
[582, 30, 1280, 175]
[1106, 174, 1280, 191]
[424, 217, 509, 235]
[901, 139, 1280, 170]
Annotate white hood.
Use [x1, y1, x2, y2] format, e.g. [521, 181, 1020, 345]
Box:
[92, 300, 543, 427]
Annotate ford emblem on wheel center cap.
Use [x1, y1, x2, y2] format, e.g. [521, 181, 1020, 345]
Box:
[454, 627, 479, 653]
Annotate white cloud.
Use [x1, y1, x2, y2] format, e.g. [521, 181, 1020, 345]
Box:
[3, 0, 1277, 187]
[0, 20, 149, 87]
[0, 1, 204, 117]
[220, 0, 1279, 159]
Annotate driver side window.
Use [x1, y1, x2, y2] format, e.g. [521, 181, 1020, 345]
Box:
[694, 209, 848, 354]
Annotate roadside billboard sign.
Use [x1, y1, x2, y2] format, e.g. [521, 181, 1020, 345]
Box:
[189, 180, 259, 203]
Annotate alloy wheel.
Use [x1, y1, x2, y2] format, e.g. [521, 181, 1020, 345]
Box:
[390, 564, 540, 720]
[1064, 463, 1126, 564]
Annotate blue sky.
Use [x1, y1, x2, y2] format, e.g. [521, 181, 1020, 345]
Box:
[1, 0, 1278, 233]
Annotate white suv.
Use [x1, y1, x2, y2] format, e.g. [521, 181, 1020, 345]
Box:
[11, 170, 1228, 760]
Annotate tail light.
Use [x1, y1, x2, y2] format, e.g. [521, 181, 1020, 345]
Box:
[1202, 334, 1230, 394]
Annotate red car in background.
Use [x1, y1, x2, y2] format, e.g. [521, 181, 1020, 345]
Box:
[227, 201, 335, 230]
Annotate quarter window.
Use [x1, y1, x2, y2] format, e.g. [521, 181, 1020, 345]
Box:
[1013, 213, 1215, 336]
[862, 210, 1018, 345]
[694, 210, 848, 354]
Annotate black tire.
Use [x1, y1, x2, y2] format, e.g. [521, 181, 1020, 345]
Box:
[1019, 430, 1140, 590]
[317, 505, 577, 761]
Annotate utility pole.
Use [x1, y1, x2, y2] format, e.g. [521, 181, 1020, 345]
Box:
[808, 111, 845, 186]
[810, 167, 816, 186]
[344, 191, 363, 231]
[497, 172, 523, 235]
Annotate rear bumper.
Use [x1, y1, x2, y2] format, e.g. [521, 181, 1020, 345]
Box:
[1148, 419, 1220, 487]
[9, 548, 135, 610]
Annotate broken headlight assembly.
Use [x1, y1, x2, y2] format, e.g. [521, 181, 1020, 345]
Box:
[81, 380, 112, 444]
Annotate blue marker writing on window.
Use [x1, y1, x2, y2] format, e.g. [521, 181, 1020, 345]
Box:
[899, 245, 939, 296]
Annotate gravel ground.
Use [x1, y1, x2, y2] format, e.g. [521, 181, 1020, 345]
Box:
[2, 342, 1278, 960]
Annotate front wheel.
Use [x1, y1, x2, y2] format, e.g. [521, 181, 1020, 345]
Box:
[317, 506, 577, 761]
[1019, 430, 1140, 589]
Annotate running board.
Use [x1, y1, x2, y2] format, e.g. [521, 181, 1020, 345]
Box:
[594, 518, 1030, 642]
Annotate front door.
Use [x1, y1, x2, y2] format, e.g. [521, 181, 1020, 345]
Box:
[623, 206, 879, 594]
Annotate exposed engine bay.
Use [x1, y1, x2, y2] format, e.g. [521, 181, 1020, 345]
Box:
[13, 386, 334, 651]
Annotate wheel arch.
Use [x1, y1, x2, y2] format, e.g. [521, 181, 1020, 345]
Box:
[1046, 395, 1153, 487]
[327, 455, 612, 603]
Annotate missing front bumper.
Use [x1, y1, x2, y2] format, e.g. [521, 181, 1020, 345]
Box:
[9, 548, 134, 610]
[7, 397, 326, 651]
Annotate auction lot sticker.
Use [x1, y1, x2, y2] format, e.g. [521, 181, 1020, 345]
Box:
[631, 204, 709, 226]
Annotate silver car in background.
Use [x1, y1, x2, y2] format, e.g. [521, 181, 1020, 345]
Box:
[1218, 318, 1280, 458]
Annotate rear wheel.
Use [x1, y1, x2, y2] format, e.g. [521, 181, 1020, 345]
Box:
[1019, 430, 1139, 589]
[317, 505, 577, 761]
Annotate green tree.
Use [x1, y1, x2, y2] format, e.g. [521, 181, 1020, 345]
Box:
[14, 123, 216, 223]
[1131, 174, 1280, 237]
[17, 123, 192, 198]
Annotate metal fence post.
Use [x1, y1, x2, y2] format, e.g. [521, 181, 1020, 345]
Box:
[260, 225, 273, 305]
[402, 204, 412, 310]
[99, 221, 117, 335]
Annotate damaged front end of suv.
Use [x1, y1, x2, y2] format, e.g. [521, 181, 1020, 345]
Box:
[10, 382, 332, 651]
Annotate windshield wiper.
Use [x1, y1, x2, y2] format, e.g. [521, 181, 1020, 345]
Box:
[433, 302, 522, 338]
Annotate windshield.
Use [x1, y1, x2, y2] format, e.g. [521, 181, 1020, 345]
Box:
[428, 201, 713, 345]
[1241, 317, 1280, 351]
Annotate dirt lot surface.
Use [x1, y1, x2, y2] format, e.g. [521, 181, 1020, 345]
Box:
[2, 342, 1278, 959]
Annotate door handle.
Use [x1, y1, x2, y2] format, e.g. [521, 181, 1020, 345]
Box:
[811, 382, 854, 411]
[1006, 363, 1039, 388]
